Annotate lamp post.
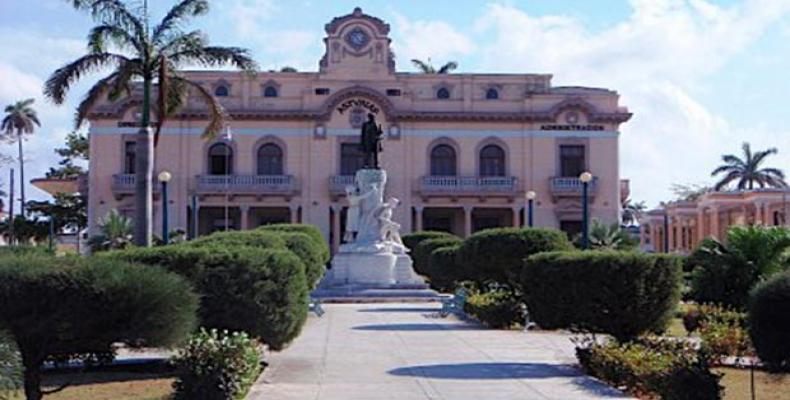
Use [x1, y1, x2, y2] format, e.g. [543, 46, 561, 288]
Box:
[580, 171, 593, 249]
[525, 190, 536, 227]
[158, 170, 172, 244]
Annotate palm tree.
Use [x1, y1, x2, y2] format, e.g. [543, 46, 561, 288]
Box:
[46, 0, 257, 247]
[621, 197, 646, 226]
[88, 209, 134, 252]
[587, 219, 637, 250]
[411, 58, 458, 74]
[2, 99, 40, 216]
[711, 142, 787, 191]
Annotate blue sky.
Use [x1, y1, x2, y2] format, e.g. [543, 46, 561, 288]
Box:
[0, 0, 789, 208]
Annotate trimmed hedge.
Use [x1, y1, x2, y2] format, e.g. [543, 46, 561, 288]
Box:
[749, 271, 790, 370]
[426, 244, 462, 292]
[522, 251, 682, 341]
[464, 289, 524, 329]
[0, 246, 53, 257]
[106, 245, 308, 350]
[275, 232, 326, 289]
[257, 224, 330, 264]
[188, 230, 286, 249]
[402, 231, 458, 254]
[460, 227, 573, 286]
[413, 237, 463, 277]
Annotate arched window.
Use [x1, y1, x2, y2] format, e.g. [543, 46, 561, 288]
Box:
[257, 143, 284, 175]
[263, 86, 278, 98]
[214, 85, 229, 97]
[485, 88, 499, 100]
[436, 87, 450, 100]
[430, 144, 457, 176]
[208, 143, 233, 175]
[479, 144, 505, 177]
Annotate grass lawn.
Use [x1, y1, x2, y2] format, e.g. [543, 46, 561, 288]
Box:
[9, 371, 173, 400]
[717, 367, 790, 400]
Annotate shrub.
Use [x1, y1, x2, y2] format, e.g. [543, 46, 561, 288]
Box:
[0, 331, 21, 399]
[426, 244, 462, 292]
[698, 319, 753, 362]
[682, 304, 746, 334]
[188, 230, 286, 250]
[460, 227, 573, 287]
[257, 224, 330, 264]
[0, 254, 198, 400]
[522, 251, 682, 341]
[749, 271, 790, 370]
[172, 329, 263, 400]
[107, 245, 309, 350]
[0, 246, 52, 258]
[464, 289, 524, 329]
[688, 226, 790, 309]
[577, 337, 722, 400]
[402, 231, 458, 253]
[275, 232, 326, 289]
[412, 237, 462, 277]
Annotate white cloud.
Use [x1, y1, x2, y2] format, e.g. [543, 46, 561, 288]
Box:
[225, 0, 278, 37]
[473, 0, 790, 207]
[391, 13, 475, 70]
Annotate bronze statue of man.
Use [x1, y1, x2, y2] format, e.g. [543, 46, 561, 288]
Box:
[360, 113, 383, 169]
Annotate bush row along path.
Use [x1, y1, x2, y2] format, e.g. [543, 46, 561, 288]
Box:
[247, 303, 632, 400]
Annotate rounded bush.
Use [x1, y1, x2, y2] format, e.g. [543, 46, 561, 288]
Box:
[749, 271, 790, 369]
[108, 245, 309, 350]
[276, 232, 326, 289]
[413, 237, 462, 277]
[188, 230, 286, 250]
[427, 244, 462, 292]
[460, 227, 573, 286]
[522, 251, 682, 341]
[402, 231, 458, 253]
[464, 289, 524, 329]
[257, 224, 330, 264]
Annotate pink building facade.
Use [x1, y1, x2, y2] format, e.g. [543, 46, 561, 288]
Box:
[86, 8, 631, 252]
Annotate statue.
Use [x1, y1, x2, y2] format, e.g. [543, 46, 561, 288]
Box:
[360, 113, 383, 169]
[343, 185, 373, 243]
[377, 197, 407, 254]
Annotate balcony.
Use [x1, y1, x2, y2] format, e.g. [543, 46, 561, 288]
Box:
[549, 176, 599, 199]
[195, 175, 298, 197]
[111, 174, 160, 199]
[329, 175, 355, 196]
[417, 176, 518, 198]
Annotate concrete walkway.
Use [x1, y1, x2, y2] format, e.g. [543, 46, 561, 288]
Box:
[247, 303, 630, 400]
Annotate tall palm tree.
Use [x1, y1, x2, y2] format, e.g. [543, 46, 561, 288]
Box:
[411, 58, 458, 74]
[2, 99, 40, 216]
[711, 142, 787, 191]
[46, 0, 257, 247]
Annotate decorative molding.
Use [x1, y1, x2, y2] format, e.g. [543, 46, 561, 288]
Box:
[325, 7, 390, 36]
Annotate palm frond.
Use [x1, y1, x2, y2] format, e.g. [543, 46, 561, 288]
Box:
[172, 77, 227, 139]
[437, 61, 458, 74]
[74, 72, 120, 129]
[720, 154, 744, 166]
[170, 46, 257, 71]
[87, 24, 142, 53]
[45, 53, 130, 104]
[153, 0, 210, 43]
[107, 59, 141, 101]
[714, 171, 741, 191]
[82, 0, 146, 44]
[750, 147, 778, 167]
[410, 59, 434, 73]
[159, 30, 206, 55]
[711, 164, 737, 177]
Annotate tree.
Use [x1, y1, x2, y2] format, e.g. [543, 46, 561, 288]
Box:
[587, 219, 638, 250]
[711, 142, 787, 191]
[88, 209, 133, 252]
[670, 182, 712, 201]
[279, 66, 298, 72]
[46, 0, 258, 247]
[2, 99, 40, 216]
[410, 58, 458, 74]
[621, 197, 646, 226]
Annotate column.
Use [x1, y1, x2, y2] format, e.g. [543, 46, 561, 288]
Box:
[414, 206, 424, 232]
[331, 205, 341, 253]
[290, 205, 300, 223]
[240, 204, 250, 230]
[710, 206, 720, 240]
[667, 216, 676, 252]
[696, 208, 706, 245]
[512, 207, 521, 227]
[463, 206, 473, 238]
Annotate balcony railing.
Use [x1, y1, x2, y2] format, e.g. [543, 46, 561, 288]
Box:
[329, 175, 355, 195]
[418, 176, 518, 196]
[195, 174, 298, 195]
[111, 174, 160, 197]
[550, 176, 599, 197]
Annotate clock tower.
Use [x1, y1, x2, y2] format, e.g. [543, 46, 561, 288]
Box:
[319, 7, 395, 78]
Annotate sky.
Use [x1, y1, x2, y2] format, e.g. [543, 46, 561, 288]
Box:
[0, 0, 789, 209]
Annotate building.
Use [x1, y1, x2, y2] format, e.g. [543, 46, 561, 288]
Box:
[86, 8, 631, 252]
[639, 189, 790, 253]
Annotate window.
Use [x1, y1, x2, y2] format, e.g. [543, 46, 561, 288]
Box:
[340, 143, 365, 175]
[386, 89, 402, 96]
[257, 143, 284, 175]
[124, 141, 136, 174]
[263, 86, 278, 98]
[485, 88, 499, 100]
[479, 144, 505, 177]
[430, 144, 457, 176]
[208, 143, 233, 175]
[214, 85, 229, 97]
[315, 88, 330, 95]
[560, 145, 586, 177]
[436, 87, 450, 99]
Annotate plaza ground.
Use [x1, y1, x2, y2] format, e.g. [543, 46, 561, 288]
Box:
[247, 302, 629, 400]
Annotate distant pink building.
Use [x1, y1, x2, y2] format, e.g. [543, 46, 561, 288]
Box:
[86, 8, 631, 252]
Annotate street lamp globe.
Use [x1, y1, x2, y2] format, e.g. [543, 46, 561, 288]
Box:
[526, 190, 537, 200]
[158, 170, 172, 183]
[579, 171, 593, 183]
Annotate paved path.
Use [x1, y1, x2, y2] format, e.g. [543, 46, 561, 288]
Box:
[247, 303, 629, 400]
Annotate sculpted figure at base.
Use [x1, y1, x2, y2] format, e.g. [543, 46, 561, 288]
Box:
[340, 169, 407, 254]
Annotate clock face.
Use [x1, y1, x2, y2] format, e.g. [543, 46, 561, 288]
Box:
[345, 27, 370, 50]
